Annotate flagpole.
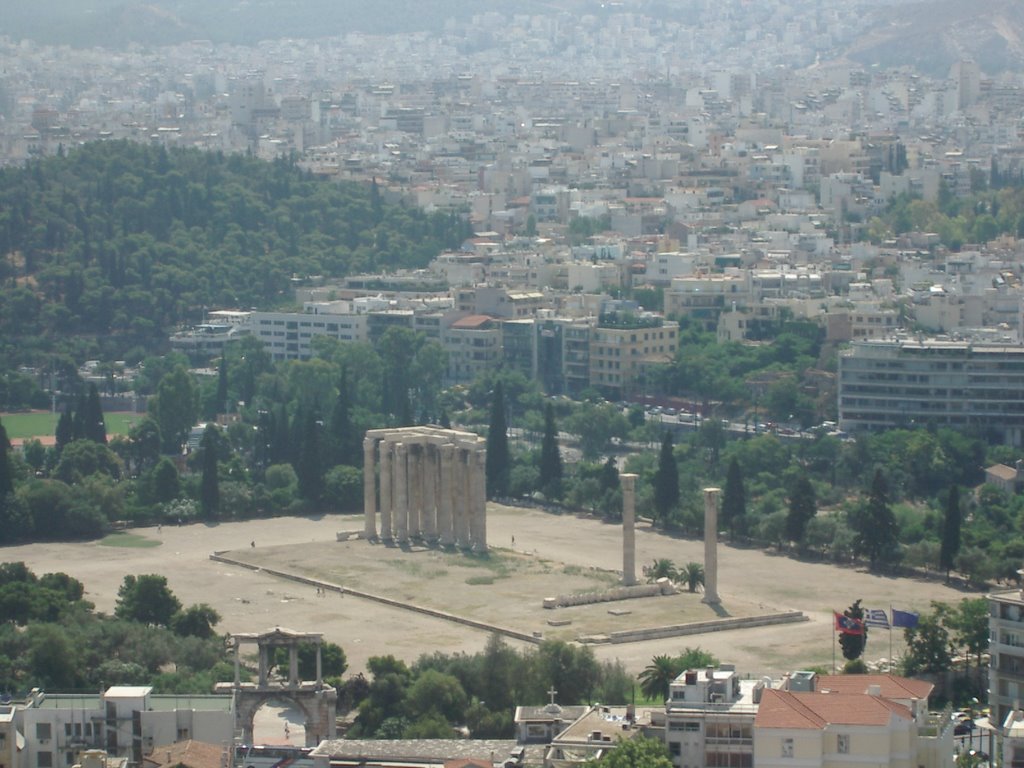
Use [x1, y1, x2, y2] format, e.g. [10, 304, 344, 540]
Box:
[832, 621, 836, 674]
[889, 603, 893, 673]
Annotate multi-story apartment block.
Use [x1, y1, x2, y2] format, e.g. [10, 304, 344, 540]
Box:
[15, 687, 232, 768]
[589, 313, 678, 400]
[838, 338, 1024, 444]
[537, 316, 592, 397]
[665, 273, 753, 330]
[989, 587, 1024, 728]
[250, 310, 369, 360]
[443, 314, 502, 384]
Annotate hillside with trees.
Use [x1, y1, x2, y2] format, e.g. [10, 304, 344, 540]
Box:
[0, 141, 470, 369]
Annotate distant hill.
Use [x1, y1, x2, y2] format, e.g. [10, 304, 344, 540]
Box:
[840, 0, 1024, 77]
[0, 0, 591, 47]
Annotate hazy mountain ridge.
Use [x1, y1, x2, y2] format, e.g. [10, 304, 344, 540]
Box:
[840, 0, 1024, 77]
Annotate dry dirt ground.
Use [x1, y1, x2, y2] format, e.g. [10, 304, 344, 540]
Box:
[1, 504, 976, 680]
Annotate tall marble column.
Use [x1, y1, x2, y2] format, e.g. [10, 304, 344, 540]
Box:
[438, 443, 455, 547]
[394, 443, 409, 544]
[453, 450, 470, 548]
[408, 443, 422, 540]
[702, 487, 721, 605]
[422, 443, 438, 543]
[379, 441, 394, 541]
[363, 437, 378, 540]
[621, 473, 637, 585]
[471, 449, 488, 553]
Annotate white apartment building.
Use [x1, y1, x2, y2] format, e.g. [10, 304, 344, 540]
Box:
[249, 310, 368, 360]
[14, 687, 232, 768]
[838, 338, 1024, 444]
[989, 587, 1024, 728]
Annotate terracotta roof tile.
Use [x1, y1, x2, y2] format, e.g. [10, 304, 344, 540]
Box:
[755, 689, 912, 730]
[814, 674, 933, 700]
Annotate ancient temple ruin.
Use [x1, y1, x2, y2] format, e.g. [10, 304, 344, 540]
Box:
[363, 427, 488, 552]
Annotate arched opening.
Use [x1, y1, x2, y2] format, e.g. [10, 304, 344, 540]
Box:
[250, 698, 308, 746]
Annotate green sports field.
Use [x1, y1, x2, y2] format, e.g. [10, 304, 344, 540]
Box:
[1, 411, 143, 440]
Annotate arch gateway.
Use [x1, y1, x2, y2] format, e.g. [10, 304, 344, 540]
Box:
[227, 628, 337, 747]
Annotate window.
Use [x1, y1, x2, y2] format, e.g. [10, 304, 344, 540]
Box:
[837, 734, 849, 754]
[38, 753, 53, 768]
[669, 742, 681, 756]
[66, 752, 75, 766]
[781, 738, 794, 758]
[36, 724, 52, 741]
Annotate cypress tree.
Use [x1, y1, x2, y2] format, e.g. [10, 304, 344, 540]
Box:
[785, 473, 817, 547]
[721, 458, 746, 536]
[0, 418, 13, 498]
[216, 356, 229, 415]
[199, 425, 220, 519]
[485, 381, 510, 499]
[296, 411, 324, 502]
[328, 367, 357, 467]
[538, 403, 563, 496]
[72, 392, 87, 441]
[653, 431, 679, 523]
[55, 410, 74, 455]
[599, 456, 619, 492]
[84, 382, 107, 444]
[939, 484, 962, 580]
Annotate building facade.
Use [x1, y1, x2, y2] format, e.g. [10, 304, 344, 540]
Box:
[838, 338, 1024, 444]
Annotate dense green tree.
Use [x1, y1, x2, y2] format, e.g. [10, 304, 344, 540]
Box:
[149, 457, 181, 504]
[486, 382, 510, 498]
[115, 574, 182, 627]
[940, 485, 962, 579]
[327, 367, 359, 467]
[849, 470, 898, 569]
[0, 418, 12, 500]
[538, 403, 563, 497]
[294, 411, 324, 502]
[902, 604, 952, 676]
[652, 432, 679, 523]
[563, 402, 628, 460]
[128, 418, 162, 472]
[150, 366, 199, 454]
[199, 425, 220, 518]
[785, 474, 817, 547]
[405, 669, 468, 723]
[720, 458, 746, 537]
[53, 439, 122, 484]
[171, 604, 221, 638]
[216, 355, 229, 415]
[83, 382, 107, 444]
[838, 599, 867, 661]
[54, 410, 74, 455]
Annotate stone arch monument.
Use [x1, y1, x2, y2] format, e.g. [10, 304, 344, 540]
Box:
[363, 426, 488, 552]
[228, 628, 337, 746]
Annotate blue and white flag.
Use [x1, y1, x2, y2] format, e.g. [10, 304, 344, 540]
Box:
[864, 608, 891, 629]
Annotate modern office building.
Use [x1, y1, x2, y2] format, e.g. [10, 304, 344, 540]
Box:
[838, 338, 1024, 444]
[989, 587, 1024, 727]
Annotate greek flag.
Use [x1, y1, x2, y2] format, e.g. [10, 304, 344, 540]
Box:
[864, 608, 891, 629]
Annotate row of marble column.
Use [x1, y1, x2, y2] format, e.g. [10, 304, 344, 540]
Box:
[364, 431, 488, 552]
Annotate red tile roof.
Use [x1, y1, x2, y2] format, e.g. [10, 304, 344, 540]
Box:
[450, 315, 494, 329]
[814, 674, 933, 701]
[755, 689, 912, 730]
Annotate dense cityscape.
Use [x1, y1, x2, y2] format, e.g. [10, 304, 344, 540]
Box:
[3, 1, 1024, 767]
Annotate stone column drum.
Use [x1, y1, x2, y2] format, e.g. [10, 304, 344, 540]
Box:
[363, 437, 377, 540]
[621, 473, 637, 586]
[702, 487, 721, 605]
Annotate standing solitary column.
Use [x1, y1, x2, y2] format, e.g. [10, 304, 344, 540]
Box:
[438, 444, 455, 547]
[363, 437, 378, 540]
[702, 487, 721, 605]
[379, 442, 394, 541]
[395, 443, 409, 544]
[621, 473, 637, 586]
